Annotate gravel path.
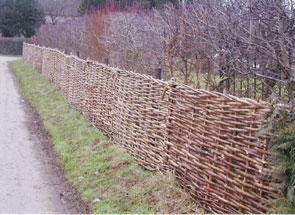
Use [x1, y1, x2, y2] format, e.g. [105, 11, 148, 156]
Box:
[0, 56, 73, 213]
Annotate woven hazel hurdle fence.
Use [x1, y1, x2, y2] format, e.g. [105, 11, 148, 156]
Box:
[23, 43, 279, 214]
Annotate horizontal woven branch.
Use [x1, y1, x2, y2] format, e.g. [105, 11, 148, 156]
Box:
[23, 43, 279, 214]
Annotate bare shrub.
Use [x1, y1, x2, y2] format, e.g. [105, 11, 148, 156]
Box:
[35, 0, 295, 103]
[103, 11, 165, 76]
[36, 17, 88, 57]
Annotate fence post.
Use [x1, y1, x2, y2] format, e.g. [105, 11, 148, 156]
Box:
[154, 68, 162, 80]
[103, 58, 109, 65]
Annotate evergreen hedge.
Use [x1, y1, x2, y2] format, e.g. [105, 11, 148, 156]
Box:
[268, 107, 295, 213]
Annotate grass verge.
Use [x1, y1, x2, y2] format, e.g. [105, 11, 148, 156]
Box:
[12, 59, 201, 214]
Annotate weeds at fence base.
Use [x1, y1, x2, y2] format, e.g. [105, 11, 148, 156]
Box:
[12, 59, 201, 214]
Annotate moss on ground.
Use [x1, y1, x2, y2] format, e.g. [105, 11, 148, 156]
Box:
[12, 59, 201, 214]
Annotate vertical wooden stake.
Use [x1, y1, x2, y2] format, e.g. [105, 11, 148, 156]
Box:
[154, 68, 162, 80]
[103, 58, 109, 65]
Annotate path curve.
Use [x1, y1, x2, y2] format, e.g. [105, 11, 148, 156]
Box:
[0, 56, 72, 213]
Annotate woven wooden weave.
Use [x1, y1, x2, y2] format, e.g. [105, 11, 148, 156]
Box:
[112, 70, 168, 171]
[83, 62, 115, 134]
[22, 43, 279, 214]
[165, 84, 278, 213]
[60, 55, 71, 99]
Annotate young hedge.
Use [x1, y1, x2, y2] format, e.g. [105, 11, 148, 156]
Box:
[0, 37, 29, 55]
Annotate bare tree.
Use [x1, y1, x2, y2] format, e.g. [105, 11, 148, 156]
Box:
[36, 17, 88, 56]
[103, 11, 166, 76]
[36, 0, 295, 103]
[38, 0, 81, 24]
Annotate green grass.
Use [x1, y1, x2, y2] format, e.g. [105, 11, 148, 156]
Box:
[12, 59, 201, 214]
[175, 71, 289, 101]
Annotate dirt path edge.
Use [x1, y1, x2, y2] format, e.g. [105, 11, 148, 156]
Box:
[10, 62, 92, 214]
